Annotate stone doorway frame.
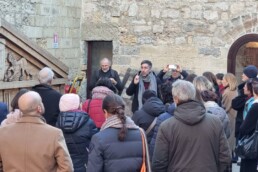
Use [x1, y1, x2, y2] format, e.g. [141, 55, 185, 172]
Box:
[227, 33, 258, 74]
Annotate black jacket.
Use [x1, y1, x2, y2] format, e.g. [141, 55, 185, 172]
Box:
[126, 72, 161, 113]
[157, 70, 188, 83]
[87, 128, 143, 172]
[132, 97, 165, 143]
[56, 110, 98, 172]
[239, 103, 258, 138]
[32, 84, 62, 126]
[232, 82, 247, 138]
[89, 68, 122, 93]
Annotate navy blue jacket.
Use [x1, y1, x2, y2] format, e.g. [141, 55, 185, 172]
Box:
[56, 110, 98, 172]
[149, 103, 175, 158]
[132, 97, 166, 144]
[87, 128, 143, 172]
[0, 102, 8, 124]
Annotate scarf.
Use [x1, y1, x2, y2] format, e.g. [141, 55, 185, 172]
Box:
[138, 72, 157, 110]
[101, 115, 139, 131]
[243, 97, 254, 120]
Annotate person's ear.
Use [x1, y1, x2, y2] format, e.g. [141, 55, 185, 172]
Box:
[173, 96, 179, 105]
[103, 109, 108, 119]
[37, 105, 42, 113]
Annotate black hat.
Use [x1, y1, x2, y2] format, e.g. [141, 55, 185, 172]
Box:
[142, 90, 157, 104]
[243, 65, 257, 79]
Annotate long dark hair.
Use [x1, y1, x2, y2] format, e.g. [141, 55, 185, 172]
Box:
[102, 94, 127, 141]
[203, 71, 218, 87]
[159, 81, 173, 104]
[11, 89, 29, 111]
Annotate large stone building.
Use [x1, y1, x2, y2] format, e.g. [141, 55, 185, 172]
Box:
[1, 0, 258, 101]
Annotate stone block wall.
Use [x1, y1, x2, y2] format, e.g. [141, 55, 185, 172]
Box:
[0, 0, 82, 77]
[81, 0, 258, 76]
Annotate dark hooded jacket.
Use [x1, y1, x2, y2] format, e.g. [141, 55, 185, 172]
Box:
[56, 110, 98, 172]
[152, 100, 231, 172]
[149, 103, 175, 159]
[132, 97, 166, 143]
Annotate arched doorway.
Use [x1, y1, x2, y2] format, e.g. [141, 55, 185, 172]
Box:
[227, 34, 258, 83]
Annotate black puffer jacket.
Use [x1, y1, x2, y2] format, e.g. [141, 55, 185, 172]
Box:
[56, 110, 98, 172]
[132, 97, 166, 143]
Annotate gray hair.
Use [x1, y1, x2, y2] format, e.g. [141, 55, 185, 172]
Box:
[192, 76, 215, 92]
[172, 80, 196, 102]
[38, 67, 54, 84]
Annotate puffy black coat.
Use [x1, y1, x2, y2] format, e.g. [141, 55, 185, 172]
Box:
[32, 84, 62, 126]
[132, 97, 166, 143]
[87, 128, 143, 172]
[56, 110, 98, 172]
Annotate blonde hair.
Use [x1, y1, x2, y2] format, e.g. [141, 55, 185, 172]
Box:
[223, 73, 237, 91]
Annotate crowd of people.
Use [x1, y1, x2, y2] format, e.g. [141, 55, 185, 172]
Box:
[0, 57, 257, 172]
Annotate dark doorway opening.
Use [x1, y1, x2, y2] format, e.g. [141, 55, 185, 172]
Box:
[227, 34, 258, 83]
[86, 41, 113, 98]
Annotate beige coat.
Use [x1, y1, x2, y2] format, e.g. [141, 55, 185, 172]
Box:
[0, 116, 73, 172]
[222, 87, 238, 152]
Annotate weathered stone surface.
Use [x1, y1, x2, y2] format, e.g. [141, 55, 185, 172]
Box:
[134, 25, 152, 32]
[199, 47, 221, 57]
[153, 25, 163, 33]
[204, 11, 218, 21]
[120, 46, 140, 55]
[128, 3, 138, 17]
[151, 9, 160, 18]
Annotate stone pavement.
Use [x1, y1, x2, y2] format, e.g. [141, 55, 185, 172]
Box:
[232, 163, 240, 172]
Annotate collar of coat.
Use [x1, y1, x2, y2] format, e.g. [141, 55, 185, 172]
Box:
[16, 115, 46, 124]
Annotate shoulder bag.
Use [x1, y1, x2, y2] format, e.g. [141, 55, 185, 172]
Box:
[235, 121, 258, 159]
[139, 128, 152, 172]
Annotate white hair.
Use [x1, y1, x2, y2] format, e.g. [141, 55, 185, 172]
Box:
[38, 67, 54, 84]
[172, 80, 196, 102]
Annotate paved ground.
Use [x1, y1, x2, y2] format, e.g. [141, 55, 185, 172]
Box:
[233, 163, 240, 172]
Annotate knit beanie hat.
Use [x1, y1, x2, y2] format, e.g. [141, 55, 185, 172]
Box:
[243, 65, 258, 79]
[142, 90, 157, 104]
[59, 93, 80, 112]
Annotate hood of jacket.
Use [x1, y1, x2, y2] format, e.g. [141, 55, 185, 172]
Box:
[92, 86, 114, 99]
[204, 101, 227, 122]
[57, 110, 89, 133]
[174, 100, 206, 125]
[142, 97, 165, 117]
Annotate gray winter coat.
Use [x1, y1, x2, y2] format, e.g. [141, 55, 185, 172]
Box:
[152, 100, 231, 172]
[204, 101, 231, 138]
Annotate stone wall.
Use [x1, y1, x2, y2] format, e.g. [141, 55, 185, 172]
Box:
[81, 0, 258, 75]
[0, 0, 82, 76]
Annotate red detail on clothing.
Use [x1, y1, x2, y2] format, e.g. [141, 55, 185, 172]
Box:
[144, 82, 150, 90]
[82, 99, 105, 128]
[64, 85, 76, 94]
[219, 85, 225, 95]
